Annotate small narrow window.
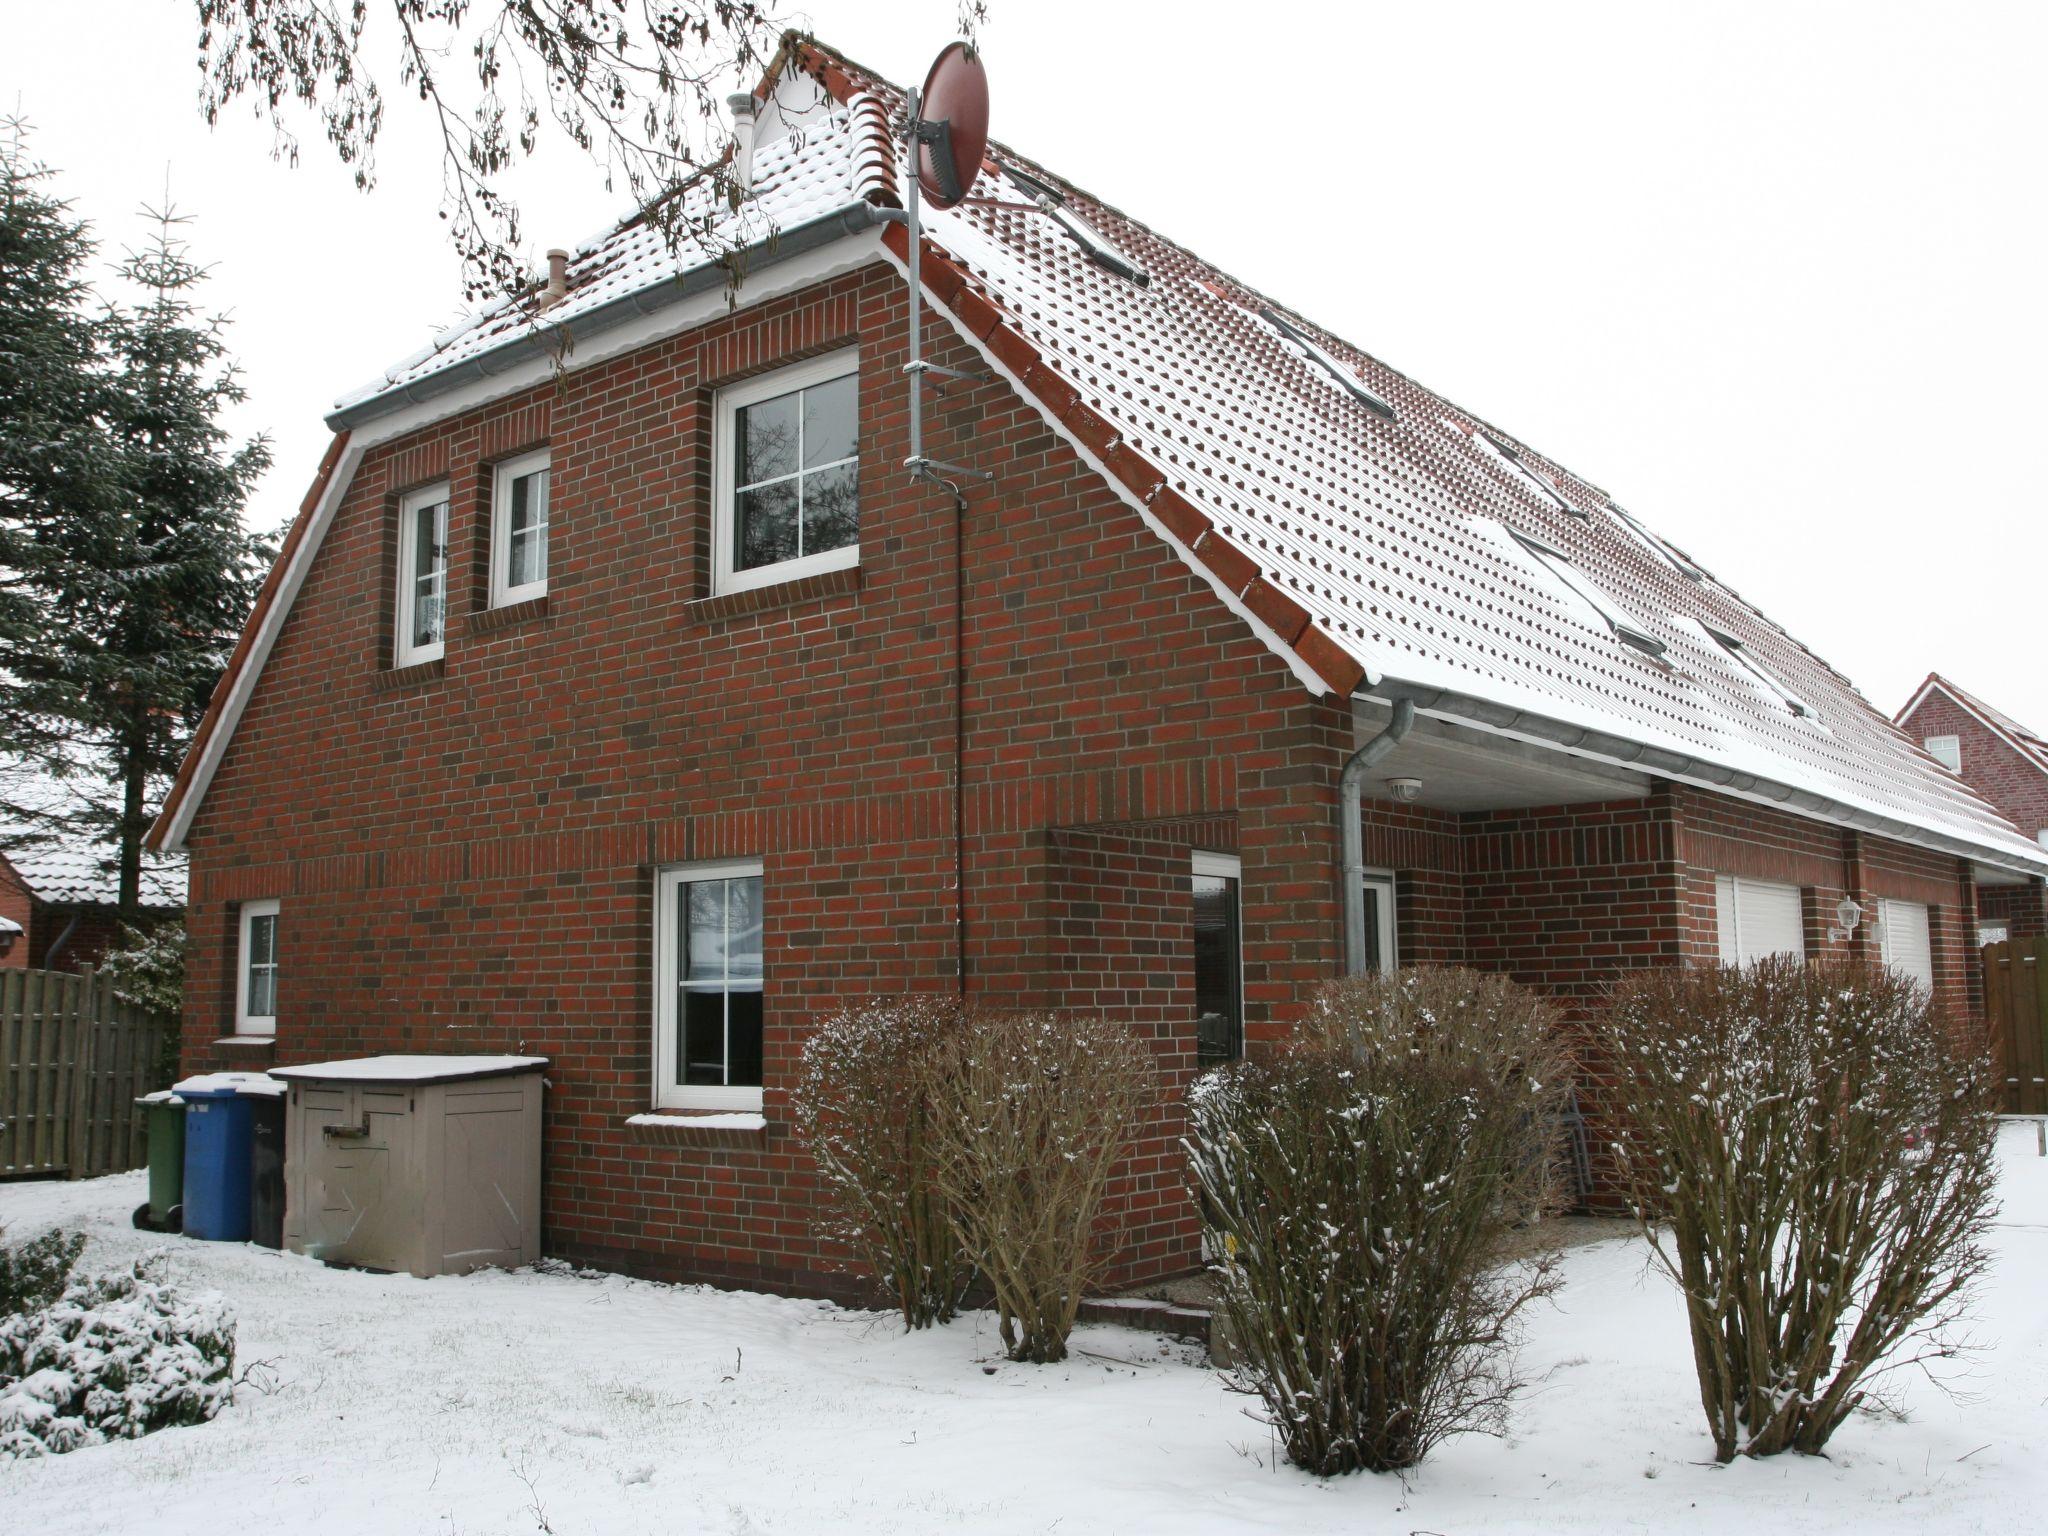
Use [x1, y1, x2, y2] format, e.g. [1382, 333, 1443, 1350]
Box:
[1002, 166, 1150, 286]
[1877, 899, 1934, 990]
[1192, 851, 1243, 1065]
[1507, 529, 1667, 658]
[491, 449, 550, 606]
[395, 483, 449, 667]
[1703, 624, 1814, 718]
[1607, 502, 1706, 582]
[236, 899, 280, 1037]
[1714, 876, 1804, 965]
[1466, 427, 1581, 516]
[654, 860, 765, 1110]
[1255, 308, 1396, 421]
[1359, 869, 1398, 975]
[711, 352, 860, 596]
[1923, 734, 1961, 772]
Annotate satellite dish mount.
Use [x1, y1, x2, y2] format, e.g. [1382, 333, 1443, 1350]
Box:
[892, 42, 993, 487]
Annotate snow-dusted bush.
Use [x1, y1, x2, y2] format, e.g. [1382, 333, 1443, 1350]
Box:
[0, 1252, 235, 1457]
[925, 1009, 1154, 1364]
[1602, 957, 1997, 1462]
[0, 1227, 85, 1318]
[1189, 969, 1571, 1476]
[791, 996, 968, 1329]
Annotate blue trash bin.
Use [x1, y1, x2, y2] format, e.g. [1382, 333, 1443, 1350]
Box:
[182, 1087, 258, 1242]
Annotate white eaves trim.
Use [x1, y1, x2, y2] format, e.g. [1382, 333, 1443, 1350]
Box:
[889, 242, 1372, 703]
[158, 233, 891, 852]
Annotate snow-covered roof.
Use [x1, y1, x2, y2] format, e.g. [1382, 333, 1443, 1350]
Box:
[1, 756, 186, 907]
[158, 40, 2048, 877]
[332, 80, 895, 418]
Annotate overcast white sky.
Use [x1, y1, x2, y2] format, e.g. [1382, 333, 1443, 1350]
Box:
[6, 1, 2044, 727]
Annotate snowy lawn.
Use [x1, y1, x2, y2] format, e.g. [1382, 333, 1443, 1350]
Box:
[3, 1123, 2046, 1535]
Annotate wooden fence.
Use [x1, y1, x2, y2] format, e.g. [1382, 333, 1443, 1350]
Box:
[1983, 938, 2048, 1116]
[0, 967, 174, 1179]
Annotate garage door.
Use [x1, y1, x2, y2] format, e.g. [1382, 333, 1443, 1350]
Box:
[1715, 875, 1805, 964]
[1879, 899, 1934, 990]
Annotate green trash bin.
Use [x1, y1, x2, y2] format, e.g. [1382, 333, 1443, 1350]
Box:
[132, 1091, 186, 1234]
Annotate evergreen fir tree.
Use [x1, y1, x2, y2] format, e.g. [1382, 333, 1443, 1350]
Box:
[0, 118, 123, 846]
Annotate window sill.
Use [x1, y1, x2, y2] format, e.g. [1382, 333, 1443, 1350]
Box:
[687, 564, 861, 626]
[373, 657, 445, 694]
[623, 1111, 769, 1148]
[468, 592, 550, 634]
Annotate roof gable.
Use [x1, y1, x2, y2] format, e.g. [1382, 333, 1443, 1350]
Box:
[1898, 673, 2048, 782]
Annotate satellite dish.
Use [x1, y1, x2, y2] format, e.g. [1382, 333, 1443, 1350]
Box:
[914, 42, 989, 209]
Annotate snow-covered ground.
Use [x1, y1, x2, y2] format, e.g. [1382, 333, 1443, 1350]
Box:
[4, 1122, 2045, 1535]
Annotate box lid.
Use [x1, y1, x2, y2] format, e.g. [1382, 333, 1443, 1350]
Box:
[268, 1054, 549, 1086]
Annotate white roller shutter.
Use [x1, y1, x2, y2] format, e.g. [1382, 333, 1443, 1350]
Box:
[1715, 876, 1806, 964]
[1879, 900, 1934, 990]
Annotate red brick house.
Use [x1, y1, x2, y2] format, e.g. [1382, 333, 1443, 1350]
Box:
[148, 42, 2048, 1297]
[1895, 673, 2048, 943]
[2, 759, 185, 971]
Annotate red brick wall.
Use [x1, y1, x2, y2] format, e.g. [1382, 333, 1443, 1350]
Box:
[179, 261, 1344, 1297]
[1897, 689, 2048, 843]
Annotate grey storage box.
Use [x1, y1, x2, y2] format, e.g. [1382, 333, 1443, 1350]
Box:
[270, 1055, 547, 1278]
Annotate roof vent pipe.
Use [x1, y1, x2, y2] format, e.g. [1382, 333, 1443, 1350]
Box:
[727, 91, 760, 196]
[543, 248, 569, 307]
[1340, 698, 1416, 976]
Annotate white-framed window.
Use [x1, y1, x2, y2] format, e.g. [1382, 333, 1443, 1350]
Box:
[1360, 867, 1398, 975]
[395, 482, 450, 666]
[1923, 734, 1962, 772]
[653, 860, 765, 1110]
[1192, 851, 1243, 1064]
[1878, 899, 1934, 991]
[490, 449, 551, 606]
[236, 899, 280, 1037]
[1714, 875, 1805, 965]
[711, 352, 859, 595]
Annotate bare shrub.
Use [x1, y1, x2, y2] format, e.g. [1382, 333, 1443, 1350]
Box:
[1601, 957, 1999, 1461]
[924, 1009, 1155, 1364]
[790, 997, 968, 1330]
[1188, 968, 1572, 1476]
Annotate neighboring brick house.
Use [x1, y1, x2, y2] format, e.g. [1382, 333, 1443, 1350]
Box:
[1, 759, 186, 972]
[1895, 673, 2048, 943]
[147, 41, 2048, 1298]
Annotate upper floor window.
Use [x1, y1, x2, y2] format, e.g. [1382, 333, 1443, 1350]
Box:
[395, 483, 449, 667]
[1924, 734, 1962, 772]
[653, 860, 765, 1110]
[491, 449, 550, 606]
[236, 899, 280, 1036]
[712, 352, 859, 596]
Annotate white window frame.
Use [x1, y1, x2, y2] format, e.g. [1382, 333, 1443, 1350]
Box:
[1360, 866, 1398, 975]
[1714, 875, 1806, 965]
[489, 448, 551, 608]
[394, 481, 450, 667]
[653, 859, 766, 1112]
[711, 351, 860, 597]
[235, 898, 280, 1037]
[1923, 734, 1961, 772]
[1191, 851, 1244, 1061]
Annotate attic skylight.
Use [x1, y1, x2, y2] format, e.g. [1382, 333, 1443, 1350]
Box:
[1467, 428, 1582, 517]
[1508, 529, 1668, 658]
[1703, 623, 1814, 718]
[1254, 308, 1396, 421]
[1608, 502, 1707, 582]
[1002, 166, 1150, 287]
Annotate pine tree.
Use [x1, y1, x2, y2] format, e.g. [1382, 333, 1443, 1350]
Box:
[0, 118, 123, 844]
[2, 150, 273, 921]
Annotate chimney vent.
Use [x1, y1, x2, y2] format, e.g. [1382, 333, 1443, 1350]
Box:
[543, 248, 570, 306]
[728, 91, 761, 196]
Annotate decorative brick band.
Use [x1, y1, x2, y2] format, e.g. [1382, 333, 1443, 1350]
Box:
[370, 658, 445, 695]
